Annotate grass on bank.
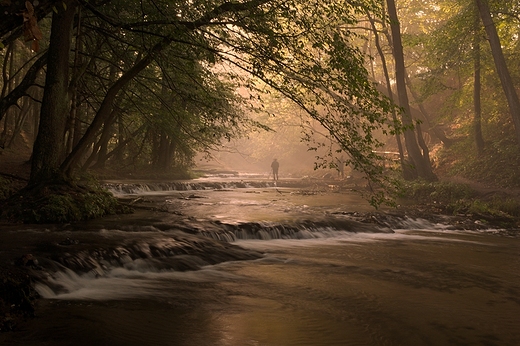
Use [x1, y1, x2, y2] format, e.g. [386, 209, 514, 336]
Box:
[399, 180, 520, 219]
[395, 136, 520, 225]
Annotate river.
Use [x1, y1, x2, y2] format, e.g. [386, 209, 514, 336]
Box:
[1, 177, 519, 346]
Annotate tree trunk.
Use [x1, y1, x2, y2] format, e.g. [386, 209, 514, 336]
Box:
[31, 87, 42, 146]
[60, 35, 174, 176]
[87, 111, 118, 170]
[473, 8, 485, 155]
[30, 1, 77, 184]
[386, 0, 436, 181]
[404, 74, 454, 148]
[65, 5, 83, 155]
[475, 0, 520, 147]
[6, 98, 30, 148]
[105, 124, 146, 164]
[0, 52, 48, 124]
[114, 113, 125, 162]
[0, 42, 15, 147]
[366, 11, 407, 170]
[158, 132, 172, 171]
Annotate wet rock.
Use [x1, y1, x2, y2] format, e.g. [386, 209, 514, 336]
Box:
[58, 237, 80, 246]
[0, 264, 39, 332]
[178, 193, 205, 200]
[14, 254, 40, 269]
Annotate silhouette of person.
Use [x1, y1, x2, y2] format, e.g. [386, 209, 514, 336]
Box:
[336, 155, 345, 179]
[271, 158, 279, 181]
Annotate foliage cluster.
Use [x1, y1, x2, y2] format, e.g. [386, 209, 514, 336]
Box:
[399, 180, 520, 224]
[401, 180, 476, 203]
[0, 0, 407, 213]
[0, 181, 129, 224]
[436, 136, 520, 188]
[1, 0, 520, 224]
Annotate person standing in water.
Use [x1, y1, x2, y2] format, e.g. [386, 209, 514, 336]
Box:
[336, 155, 345, 179]
[271, 158, 279, 181]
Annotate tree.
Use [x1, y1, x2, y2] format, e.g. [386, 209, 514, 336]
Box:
[30, 1, 77, 184]
[365, 10, 406, 175]
[1, 0, 403, 221]
[386, 0, 436, 181]
[475, 0, 520, 147]
[473, 6, 485, 155]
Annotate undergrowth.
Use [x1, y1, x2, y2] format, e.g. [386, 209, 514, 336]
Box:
[436, 132, 520, 188]
[399, 180, 520, 221]
[0, 177, 131, 224]
[0, 176, 11, 200]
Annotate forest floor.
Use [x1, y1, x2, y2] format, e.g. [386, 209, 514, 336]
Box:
[0, 149, 30, 186]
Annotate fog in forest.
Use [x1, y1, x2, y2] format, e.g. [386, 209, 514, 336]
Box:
[197, 142, 322, 177]
[196, 121, 351, 178]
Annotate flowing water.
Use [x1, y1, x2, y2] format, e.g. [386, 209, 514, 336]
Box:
[1, 178, 519, 346]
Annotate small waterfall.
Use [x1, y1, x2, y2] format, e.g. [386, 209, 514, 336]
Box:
[32, 231, 262, 299]
[172, 217, 394, 243]
[30, 217, 395, 299]
[103, 179, 320, 196]
[104, 181, 279, 195]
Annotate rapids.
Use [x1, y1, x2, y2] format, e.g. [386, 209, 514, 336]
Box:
[1, 178, 519, 345]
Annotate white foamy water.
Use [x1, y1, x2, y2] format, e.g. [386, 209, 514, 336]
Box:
[36, 264, 245, 300]
[4, 181, 519, 346]
[35, 225, 493, 301]
[4, 222, 519, 346]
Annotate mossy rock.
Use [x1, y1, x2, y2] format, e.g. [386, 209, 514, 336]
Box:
[0, 264, 38, 332]
[0, 181, 131, 224]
